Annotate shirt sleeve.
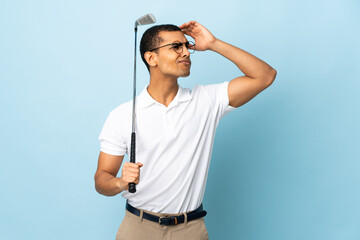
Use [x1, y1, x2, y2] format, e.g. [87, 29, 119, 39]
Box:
[201, 81, 236, 122]
[98, 111, 127, 156]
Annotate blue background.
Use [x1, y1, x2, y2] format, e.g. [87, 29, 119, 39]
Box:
[1, 0, 359, 239]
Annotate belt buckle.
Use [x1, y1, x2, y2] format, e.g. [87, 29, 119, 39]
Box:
[159, 216, 177, 225]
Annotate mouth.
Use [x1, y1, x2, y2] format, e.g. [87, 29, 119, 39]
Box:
[178, 60, 191, 66]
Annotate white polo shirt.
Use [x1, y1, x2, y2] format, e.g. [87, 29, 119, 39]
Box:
[99, 81, 235, 213]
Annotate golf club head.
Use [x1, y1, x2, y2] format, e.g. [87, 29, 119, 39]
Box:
[135, 13, 156, 28]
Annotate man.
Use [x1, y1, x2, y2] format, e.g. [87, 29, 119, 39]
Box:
[95, 21, 276, 240]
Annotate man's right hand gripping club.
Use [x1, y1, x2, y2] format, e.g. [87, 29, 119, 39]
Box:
[94, 152, 143, 196]
[118, 162, 143, 192]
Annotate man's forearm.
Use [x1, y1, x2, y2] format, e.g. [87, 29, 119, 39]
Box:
[209, 39, 275, 80]
[95, 171, 125, 196]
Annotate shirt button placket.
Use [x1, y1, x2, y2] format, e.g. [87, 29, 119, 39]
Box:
[163, 108, 168, 138]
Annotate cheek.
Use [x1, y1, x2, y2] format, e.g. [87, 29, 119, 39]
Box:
[158, 57, 177, 72]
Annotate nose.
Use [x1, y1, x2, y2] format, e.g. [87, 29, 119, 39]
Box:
[182, 44, 190, 58]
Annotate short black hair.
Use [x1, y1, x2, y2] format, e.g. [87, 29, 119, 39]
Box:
[140, 24, 182, 71]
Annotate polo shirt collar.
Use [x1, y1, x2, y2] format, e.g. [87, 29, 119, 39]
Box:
[138, 85, 192, 109]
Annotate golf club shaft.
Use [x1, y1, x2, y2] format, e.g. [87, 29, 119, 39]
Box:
[128, 27, 137, 194]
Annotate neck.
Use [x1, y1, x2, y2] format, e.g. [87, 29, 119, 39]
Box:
[147, 73, 179, 107]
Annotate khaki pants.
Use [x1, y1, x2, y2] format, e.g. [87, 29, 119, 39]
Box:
[116, 209, 209, 240]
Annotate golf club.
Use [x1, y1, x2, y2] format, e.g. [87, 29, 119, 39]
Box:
[129, 13, 156, 193]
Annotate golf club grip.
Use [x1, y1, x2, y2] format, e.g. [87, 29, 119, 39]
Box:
[129, 132, 136, 193]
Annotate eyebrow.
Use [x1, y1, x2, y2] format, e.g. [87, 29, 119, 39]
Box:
[170, 41, 189, 44]
[158, 41, 186, 48]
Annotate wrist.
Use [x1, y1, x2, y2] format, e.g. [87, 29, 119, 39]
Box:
[116, 177, 127, 192]
[208, 38, 222, 52]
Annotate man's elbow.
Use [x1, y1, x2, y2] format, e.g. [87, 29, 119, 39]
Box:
[264, 68, 277, 87]
[94, 172, 102, 195]
[266, 68, 277, 87]
[94, 171, 108, 196]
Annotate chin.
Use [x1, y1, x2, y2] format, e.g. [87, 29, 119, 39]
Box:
[180, 70, 191, 77]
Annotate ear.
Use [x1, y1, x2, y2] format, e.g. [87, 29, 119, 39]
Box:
[144, 51, 157, 67]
